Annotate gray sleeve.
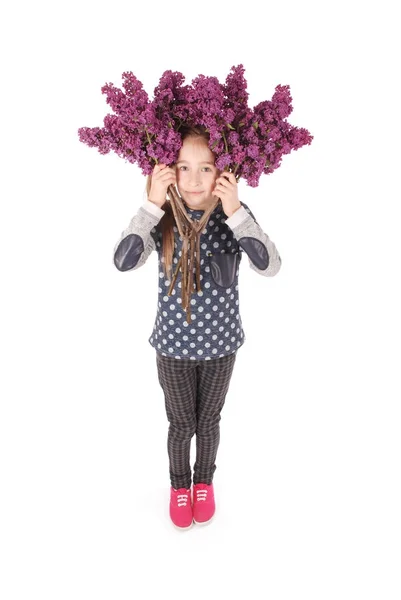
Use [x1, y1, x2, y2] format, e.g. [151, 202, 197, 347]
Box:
[229, 204, 282, 277]
[113, 205, 163, 272]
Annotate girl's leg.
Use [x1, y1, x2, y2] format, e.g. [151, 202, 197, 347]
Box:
[156, 353, 197, 490]
[193, 352, 237, 485]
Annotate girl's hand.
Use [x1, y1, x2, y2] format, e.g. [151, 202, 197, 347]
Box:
[148, 164, 176, 208]
[213, 171, 241, 217]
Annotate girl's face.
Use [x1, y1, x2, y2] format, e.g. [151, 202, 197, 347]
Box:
[175, 136, 219, 210]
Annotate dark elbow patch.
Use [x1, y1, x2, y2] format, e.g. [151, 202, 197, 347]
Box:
[114, 234, 144, 271]
[238, 237, 269, 270]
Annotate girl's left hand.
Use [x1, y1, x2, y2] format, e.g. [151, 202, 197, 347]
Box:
[213, 171, 241, 218]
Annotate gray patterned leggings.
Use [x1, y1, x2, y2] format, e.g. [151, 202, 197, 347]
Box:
[156, 351, 237, 489]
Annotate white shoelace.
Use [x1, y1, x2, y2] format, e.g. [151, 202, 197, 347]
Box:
[174, 491, 189, 507]
[195, 490, 208, 502]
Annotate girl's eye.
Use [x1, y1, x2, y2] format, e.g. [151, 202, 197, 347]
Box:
[178, 166, 213, 172]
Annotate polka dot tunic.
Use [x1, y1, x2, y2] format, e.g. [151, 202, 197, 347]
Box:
[148, 202, 249, 361]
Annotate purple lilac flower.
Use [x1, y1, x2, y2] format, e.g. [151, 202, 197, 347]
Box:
[215, 153, 232, 171]
[186, 75, 225, 127]
[271, 84, 293, 119]
[78, 66, 313, 186]
[153, 70, 192, 127]
[223, 64, 251, 128]
[78, 72, 184, 175]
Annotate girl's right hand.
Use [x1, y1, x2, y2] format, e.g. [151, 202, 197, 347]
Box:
[148, 164, 176, 208]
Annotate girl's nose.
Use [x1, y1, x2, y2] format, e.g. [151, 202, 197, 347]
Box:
[190, 172, 201, 186]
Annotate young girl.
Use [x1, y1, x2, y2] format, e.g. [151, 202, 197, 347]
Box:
[113, 127, 282, 529]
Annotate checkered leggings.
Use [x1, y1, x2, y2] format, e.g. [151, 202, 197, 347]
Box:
[156, 351, 237, 489]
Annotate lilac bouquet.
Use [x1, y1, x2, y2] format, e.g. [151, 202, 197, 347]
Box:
[78, 65, 313, 187]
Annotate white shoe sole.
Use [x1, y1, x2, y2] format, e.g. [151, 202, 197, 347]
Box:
[193, 515, 214, 526]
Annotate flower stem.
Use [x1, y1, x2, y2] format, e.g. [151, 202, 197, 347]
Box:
[222, 130, 229, 154]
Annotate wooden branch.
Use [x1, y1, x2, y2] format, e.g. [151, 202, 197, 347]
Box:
[168, 254, 182, 296]
[165, 186, 221, 324]
[196, 231, 201, 291]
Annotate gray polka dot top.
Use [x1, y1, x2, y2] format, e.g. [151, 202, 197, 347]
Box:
[148, 202, 251, 361]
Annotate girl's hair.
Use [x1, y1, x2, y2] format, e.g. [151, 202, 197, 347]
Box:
[147, 125, 212, 279]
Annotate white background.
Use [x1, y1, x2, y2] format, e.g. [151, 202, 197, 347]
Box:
[1, 0, 400, 598]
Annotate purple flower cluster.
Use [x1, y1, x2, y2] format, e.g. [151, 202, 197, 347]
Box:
[78, 65, 313, 186]
[78, 71, 182, 175]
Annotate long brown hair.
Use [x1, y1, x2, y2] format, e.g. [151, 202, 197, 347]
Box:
[146, 126, 212, 279]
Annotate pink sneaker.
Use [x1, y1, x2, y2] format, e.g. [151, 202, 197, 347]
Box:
[193, 483, 215, 525]
[169, 487, 193, 529]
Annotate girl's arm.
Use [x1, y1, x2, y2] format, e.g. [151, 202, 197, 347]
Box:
[225, 202, 282, 277]
[113, 197, 165, 271]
